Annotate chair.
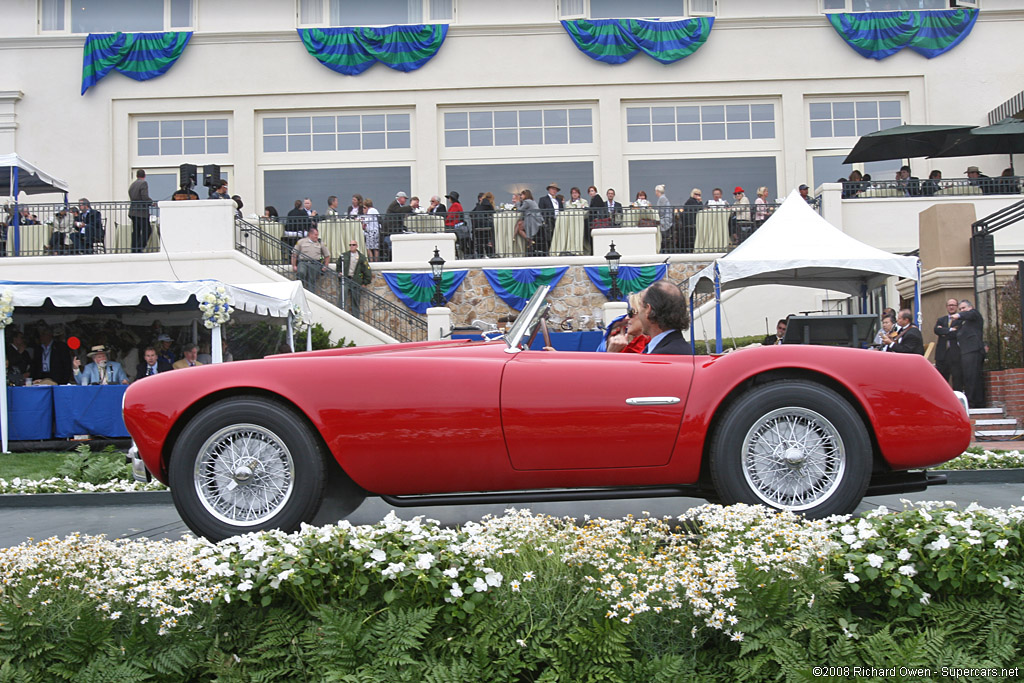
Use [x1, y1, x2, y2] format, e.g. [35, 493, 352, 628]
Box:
[924, 341, 936, 362]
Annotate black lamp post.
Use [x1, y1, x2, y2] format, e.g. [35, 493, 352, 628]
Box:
[429, 247, 446, 306]
[605, 241, 622, 300]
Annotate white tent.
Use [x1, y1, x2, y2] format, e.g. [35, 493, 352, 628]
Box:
[687, 191, 921, 351]
[0, 153, 70, 197]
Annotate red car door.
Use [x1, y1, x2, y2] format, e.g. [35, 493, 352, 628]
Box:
[500, 351, 694, 470]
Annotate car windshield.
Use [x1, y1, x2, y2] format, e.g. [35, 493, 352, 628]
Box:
[504, 284, 551, 350]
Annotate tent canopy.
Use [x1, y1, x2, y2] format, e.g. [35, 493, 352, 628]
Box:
[688, 191, 919, 297]
[0, 279, 310, 323]
[0, 153, 70, 197]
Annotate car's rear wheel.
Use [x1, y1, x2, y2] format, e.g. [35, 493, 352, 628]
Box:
[709, 380, 871, 518]
[169, 397, 328, 541]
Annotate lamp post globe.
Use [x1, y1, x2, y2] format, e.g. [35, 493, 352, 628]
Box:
[429, 247, 446, 306]
[605, 241, 622, 300]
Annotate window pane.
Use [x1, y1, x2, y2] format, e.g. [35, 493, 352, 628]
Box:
[652, 107, 675, 124]
[833, 102, 855, 119]
[855, 101, 878, 119]
[41, 0, 65, 31]
[445, 130, 468, 147]
[338, 133, 361, 150]
[856, 119, 879, 136]
[138, 120, 160, 137]
[264, 167, 412, 229]
[469, 112, 493, 129]
[72, 0, 162, 33]
[569, 127, 592, 144]
[313, 134, 335, 151]
[299, 0, 323, 24]
[751, 122, 775, 139]
[263, 135, 286, 153]
[676, 106, 700, 123]
[387, 113, 410, 130]
[362, 115, 386, 132]
[677, 124, 700, 141]
[627, 126, 651, 143]
[880, 118, 901, 131]
[810, 120, 833, 138]
[879, 101, 901, 118]
[287, 117, 311, 134]
[702, 123, 725, 140]
[312, 116, 335, 133]
[591, 0, 685, 18]
[288, 135, 312, 152]
[444, 112, 467, 130]
[701, 105, 724, 122]
[183, 119, 205, 136]
[387, 131, 410, 148]
[207, 137, 228, 154]
[161, 138, 182, 155]
[494, 111, 517, 128]
[652, 124, 675, 142]
[207, 119, 228, 136]
[808, 103, 832, 120]
[544, 109, 568, 126]
[833, 119, 856, 137]
[495, 128, 519, 145]
[161, 120, 182, 137]
[626, 108, 651, 125]
[337, 116, 361, 133]
[169, 0, 192, 27]
[328, 0, 417, 25]
[750, 104, 774, 122]
[544, 127, 568, 145]
[519, 110, 542, 127]
[561, 0, 585, 16]
[520, 128, 543, 145]
[568, 109, 592, 125]
[470, 129, 494, 146]
[726, 104, 749, 122]
[138, 139, 159, 155]
[429, 0, 452, 21]
[727, 122, 750, 139]
[362, 132, 386, 149]
[183, 137, 205, 154]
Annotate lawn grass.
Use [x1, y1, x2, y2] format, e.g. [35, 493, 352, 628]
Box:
[0, 451, 123, 481]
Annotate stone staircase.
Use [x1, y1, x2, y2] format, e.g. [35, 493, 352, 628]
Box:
[971, 405, 1024, 440]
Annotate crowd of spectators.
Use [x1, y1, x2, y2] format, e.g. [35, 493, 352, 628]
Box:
[839, 165, 1021, 198]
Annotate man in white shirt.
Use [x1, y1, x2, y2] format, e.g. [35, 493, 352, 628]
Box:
[135, 346, 172, 381]
[706, 188, 728, 207]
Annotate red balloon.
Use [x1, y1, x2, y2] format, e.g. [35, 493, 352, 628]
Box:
[67, 336, 81, 350]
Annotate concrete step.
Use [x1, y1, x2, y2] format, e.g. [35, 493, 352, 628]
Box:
[969, 407, 1004, 415]
[974, 428, 1024, 438]
[974, 418, 1018, 427]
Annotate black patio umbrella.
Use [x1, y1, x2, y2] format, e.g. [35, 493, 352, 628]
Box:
[842, 124, 977, 165]
[928, 118, 1024, 173]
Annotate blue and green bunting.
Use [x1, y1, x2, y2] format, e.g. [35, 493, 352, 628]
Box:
[827, 10, 977, 60]
[560, 18, 713, 65]
[297, 25, 448, 75]
[81, 31, 192, 95]
[483, 267, 569, 311]
[583, 264, 667, 301]
[382, 270, 468, 314]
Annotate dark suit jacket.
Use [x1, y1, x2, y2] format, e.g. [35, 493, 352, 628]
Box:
[647, 329, 692, 355]
[537, 194, 563, 229]
[30, 340, 74, 385]
[135, 359, 173, 380]
[953, 308, 984, 354]
[891, 325, 924, 355]
[78, 208, 104, 243]
[933, 314, 959, 363]
[338, 250, 373, 285]
[128, 178, 152, 217]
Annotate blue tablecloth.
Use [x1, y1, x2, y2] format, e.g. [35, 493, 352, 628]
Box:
[53, 385, 129, 438]
[453, 330, 604, 352]
[7, 386, 54, 440]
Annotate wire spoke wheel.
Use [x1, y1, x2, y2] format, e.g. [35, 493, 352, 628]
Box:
[194, 423, 296, 526]
[741, 407, 844, 510]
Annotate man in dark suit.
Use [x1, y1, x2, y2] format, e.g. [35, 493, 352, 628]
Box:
[73, 198, 103, 253]
[537, 182, 563, 253]
[896, 165, 920, 197]
[950, 299, 984, 408]
[128, 169, 154, 253]
[889, 309, 924, 355]
[933, 297, 962, 390]
[30, 325, 74, 385]
[638, 281, 691, 355]
[135, 346, 172, 381]
[603, 188, 623, 227]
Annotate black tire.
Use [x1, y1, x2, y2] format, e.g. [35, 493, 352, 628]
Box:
[169, 396, 328, 541]
[708, 380, 871, 518]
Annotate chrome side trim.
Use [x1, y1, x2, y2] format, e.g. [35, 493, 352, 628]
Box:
[625, 397, 681, 405]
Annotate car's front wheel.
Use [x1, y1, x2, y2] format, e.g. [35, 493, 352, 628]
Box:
[169, 397, 327, 541]
[708, 380, 871, 518]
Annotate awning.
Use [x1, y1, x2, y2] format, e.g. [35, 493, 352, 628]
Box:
[0, 153, 70, 196]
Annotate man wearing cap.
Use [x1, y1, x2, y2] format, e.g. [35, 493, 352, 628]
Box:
[77, 345, 129, 385]
[965, 166, 995, 195]
[386, 191, 414, 233]
[291, 225, 331, 293]
[155, 333, 176, 366]
[798, 184, 813, 204]
[729, 187, 751, 244]
[537, 182, 563, 253]
[173, 343, 204, 370]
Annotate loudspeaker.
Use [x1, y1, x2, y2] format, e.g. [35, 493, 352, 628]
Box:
[971, 233, 995, 267]
[178, 163, 197, 188]
[203, 164, 221, 187]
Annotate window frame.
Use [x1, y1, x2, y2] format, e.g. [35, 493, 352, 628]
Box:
[819, 0, 974, 13]
[558, 0, 715, 19]
[805, 96, 906, 144]
[131, 114, 232, 164]
[296, 0, 455, 27]
[256, 108, 416, 163]
[623, 98, 779, 151]
[39, 0, 195, 34]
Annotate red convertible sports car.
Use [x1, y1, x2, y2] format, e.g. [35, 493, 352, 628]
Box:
[124, 285, 972, 541]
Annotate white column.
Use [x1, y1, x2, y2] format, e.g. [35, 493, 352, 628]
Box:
[603, 301, 627, 327]
[211, 325, 223, 363]
[426, 307, 452, 341]
[817, 182, 844, 232]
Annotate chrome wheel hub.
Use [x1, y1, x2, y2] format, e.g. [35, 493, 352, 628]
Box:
[741, 406, 845, 511]
[193, 424, 295, 526]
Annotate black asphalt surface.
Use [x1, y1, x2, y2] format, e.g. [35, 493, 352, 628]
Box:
[1, 478, 1021, 548]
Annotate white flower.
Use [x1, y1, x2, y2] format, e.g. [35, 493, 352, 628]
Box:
[522, 571, 535, 582]
[449, 582, 463, 598]
[843, 572, 860, 584]
[510, 580, 521, 592]
[516, 638, 527, 647]
[442, 567, 460, 578]
[866, 553, 884, 568]
[898, 564, 917, 577]
[237, 580, 253, 592]
[484, 570, 503, 587]
[994, 539, 1009, 550]
[1001, 576, 1015, 589]
[925, 534, 951, 551]
[472, 577, 488, 592]
[897, 548, 913, 561]
[414, 553, 435, 570]
[382, 562, 405, 578]
[369, 548, 386, 563]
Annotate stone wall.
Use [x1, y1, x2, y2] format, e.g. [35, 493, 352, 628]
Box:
[369, 261, 709, 329]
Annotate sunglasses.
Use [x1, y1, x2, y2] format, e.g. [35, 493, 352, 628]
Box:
[349, 243, 358, 246]
[626, 308, 637, 318]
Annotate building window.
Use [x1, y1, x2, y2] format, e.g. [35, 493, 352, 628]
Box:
[41, 0, 193, 33]
[443, 108, 593, 148]
[821, 0, 961, 12]
[262, 113, 411, 153]
[626, 103, 775, 143]
[137, 117, 228, 157]
[298, 0, 452, 26]
[808, 99, 901, 138]
[560, 0, 715, 18]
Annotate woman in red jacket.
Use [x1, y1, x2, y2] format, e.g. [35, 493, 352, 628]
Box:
[606, 293, 651, 353]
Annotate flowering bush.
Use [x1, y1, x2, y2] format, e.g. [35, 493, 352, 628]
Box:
[936, 448, 1024, 470]
[198, 286, 233, 329]
[0, 475, 165, 494]
[0, 290, 13, 329]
